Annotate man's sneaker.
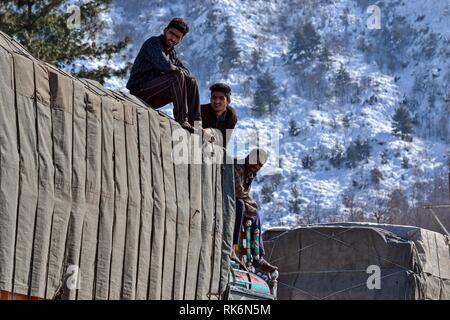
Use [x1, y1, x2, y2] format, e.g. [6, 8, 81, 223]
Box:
[253, 257, 278, 274]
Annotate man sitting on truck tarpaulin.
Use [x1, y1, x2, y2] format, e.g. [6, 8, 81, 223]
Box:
[126, 17, 201, 132]
[201, 83, 237, 148]
[233, 148, 278, 273]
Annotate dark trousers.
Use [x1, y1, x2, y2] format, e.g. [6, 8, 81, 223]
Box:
[131, 70, 201, 126]
[233, 199, 265, 257]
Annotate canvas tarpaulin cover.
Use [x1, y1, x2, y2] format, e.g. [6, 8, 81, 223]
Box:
[263, 223, 450, 300]
[0, 31, 235, 300]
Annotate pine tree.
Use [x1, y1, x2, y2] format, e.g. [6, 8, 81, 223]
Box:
[288, 119, 301, 136]
[289, 185, 303, 216]
[251, 47, 263, 70]
[0, 0, 130, 84]
[381, 150, 389, 165]
[356, 139, 371, 160]
[342, 114, 351, 128]
[261, 183, 274, 204]
[330, 142, 344, 168]
[318, 46, 332, 69]
[366, 95, 378, 105]
[334, 63, 351, 98]
[302, 154, 315, 170]
[340, 9, 350, 29]
[288, 21, 321, 65]
[346, 138, 371, 168]
[253, 71, 280, 115]
[346, 144, 358, 168]
[220, 23, 240, 74]
[370, 167, 384, 186]
[392, 104, 413, 141]
[401, 156, 410, 169]
[205, 8, 219, 33]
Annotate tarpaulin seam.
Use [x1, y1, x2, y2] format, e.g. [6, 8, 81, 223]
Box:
[119, 106, 130, 299]
[146, 110, 154, 300]
[433, 233, 443, 299]
[107, 112, 117, 300]
[134, 109, 143, 299]
[27, 60, 40, 298]
[170, 121, 180, 300]
[208, 152, 218, 300]
[10, 51, 21, 296]
[92, 96, 106, 299]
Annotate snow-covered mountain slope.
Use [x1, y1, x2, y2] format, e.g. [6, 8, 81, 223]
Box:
[106, 0, 449, 228]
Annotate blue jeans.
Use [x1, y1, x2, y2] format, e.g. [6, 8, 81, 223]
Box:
[233, 199, 265, 257]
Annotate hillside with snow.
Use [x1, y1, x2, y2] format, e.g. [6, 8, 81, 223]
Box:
[103, 0, 449, 229]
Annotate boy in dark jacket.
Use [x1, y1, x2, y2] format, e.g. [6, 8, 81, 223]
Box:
[201, 83, 237, 147]
[127, 18, 201, 132]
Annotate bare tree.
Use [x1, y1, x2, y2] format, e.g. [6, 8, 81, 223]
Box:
[371, 193, 389, 223]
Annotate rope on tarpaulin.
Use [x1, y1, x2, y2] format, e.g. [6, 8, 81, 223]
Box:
[267, 226, 414, 272]
[268, 226, 422, 299]
[277, 269, 408, 300]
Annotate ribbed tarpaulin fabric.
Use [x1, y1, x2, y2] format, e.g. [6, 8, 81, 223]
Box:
[0, 31, 235, 300]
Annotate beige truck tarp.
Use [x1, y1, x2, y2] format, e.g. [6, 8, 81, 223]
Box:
[264, 223, 450, 300]
[0, 31, 235, 300]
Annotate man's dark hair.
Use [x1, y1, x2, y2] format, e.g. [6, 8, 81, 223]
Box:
[210, 83, 232, 102]
[167, 17, 189, 36]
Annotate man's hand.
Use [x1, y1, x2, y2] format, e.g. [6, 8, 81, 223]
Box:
[181, 121, 195, 133]
[244, 202, 258, 217]
[181, 121, 206, 137]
